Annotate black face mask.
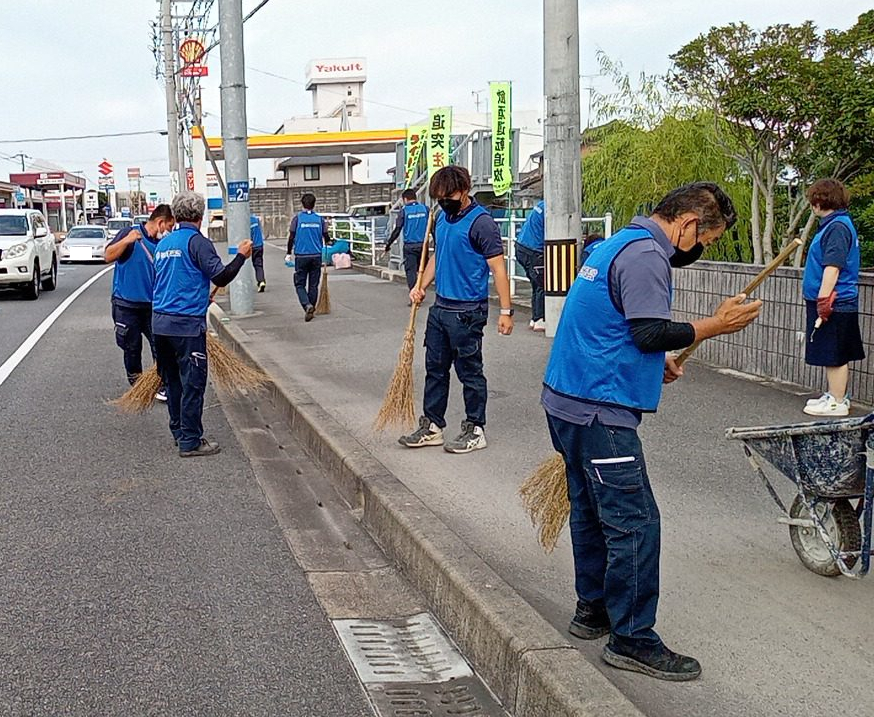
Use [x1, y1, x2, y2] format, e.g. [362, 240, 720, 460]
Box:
[438, 198, 463, 216]
[670, 242, 704, 268]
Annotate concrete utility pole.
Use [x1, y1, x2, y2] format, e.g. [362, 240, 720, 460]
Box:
[162, 0, 182, 194]
[218, 0, 255, 315]
[543, 0, 582, 337]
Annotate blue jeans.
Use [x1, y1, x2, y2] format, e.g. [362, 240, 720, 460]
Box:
[423, 305, 488, 428]
[546, 413, 662, 648]
[403, 244, 424, 290]
[294, 254, 321, 308]
[515, 244, 544, 322]
[112, 301, 156, 385]
[155, 333, 208, 451]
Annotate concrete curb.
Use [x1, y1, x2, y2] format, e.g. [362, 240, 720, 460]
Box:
[208, 306, 643, 717]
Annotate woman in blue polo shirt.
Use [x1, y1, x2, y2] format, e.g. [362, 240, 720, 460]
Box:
[802, 178, 865, 417]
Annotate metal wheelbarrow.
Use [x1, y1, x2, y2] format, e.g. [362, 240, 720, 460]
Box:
[726, 415, 874, 578]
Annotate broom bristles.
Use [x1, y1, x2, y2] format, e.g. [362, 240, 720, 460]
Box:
[518, 453, 570, 553]
[110, 365, 162, 414]
[112, 333, 270, 412]
[373, 326, 417, 431]
[315, 265, 331, 315]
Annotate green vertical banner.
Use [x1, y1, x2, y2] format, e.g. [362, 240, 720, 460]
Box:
[427, 107, 452, 178]
[490, 81, 513, 196]
[404, 124, 427, 188]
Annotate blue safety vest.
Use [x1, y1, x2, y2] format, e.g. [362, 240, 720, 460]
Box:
[544, 227, 669, 412]
[402, 202, 429, 246]
[517, 200, 545, 252]
[250, 215, 264, 248]
[802, 212, 860, 302]
[112, 223, 158, 304]
[294, 211, 324, 256]
[435, 204, 491, 302]
[152, 226, 210, 317]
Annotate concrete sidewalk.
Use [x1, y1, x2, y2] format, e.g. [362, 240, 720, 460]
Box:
[217, 241, 874, 717]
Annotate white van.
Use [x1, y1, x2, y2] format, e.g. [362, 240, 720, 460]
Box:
[0, 209, 59, 299]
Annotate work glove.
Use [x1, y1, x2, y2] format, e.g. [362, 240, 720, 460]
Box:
[816, 290, 837, 322]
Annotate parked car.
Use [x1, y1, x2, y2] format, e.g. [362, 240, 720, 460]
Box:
[133, 214, 150, 225]
[348, 201, 392, 241]
[59, 225, 110, 263]
[0, 208, 58, 299]
[106, 217, 133, 239]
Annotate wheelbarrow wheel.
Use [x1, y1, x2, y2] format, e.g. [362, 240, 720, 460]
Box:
[788, 496, 861, 577]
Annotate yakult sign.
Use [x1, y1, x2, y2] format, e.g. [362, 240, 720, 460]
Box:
[305, 58, 367, 86]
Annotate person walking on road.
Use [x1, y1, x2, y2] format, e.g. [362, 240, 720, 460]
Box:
[384, 188, 430, 293]
[104, 204, 175, 400]
[515, 200, 546, 331]
[286, 193, 328, 322]
[152, 191, 253, 458]
[399, 166, 514, 454]
[251, 213, 266, 292]
[542, 183, 761, 681]
[802, 178, 865, 417]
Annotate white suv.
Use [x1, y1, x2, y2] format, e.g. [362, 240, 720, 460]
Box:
[0, 209, 59, 299]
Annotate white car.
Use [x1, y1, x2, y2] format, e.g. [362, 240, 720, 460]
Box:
[60, 225, 110, 263]
[0, 208, 58, 300]
[106, 217, 133, 239]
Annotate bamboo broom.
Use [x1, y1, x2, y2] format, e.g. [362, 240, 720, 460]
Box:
[520, 238, 804, 552]
[315, 264, 331, 315]
[373, 209, 437, 431]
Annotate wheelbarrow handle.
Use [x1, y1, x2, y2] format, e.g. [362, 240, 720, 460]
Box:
[675, 238, 803, 367]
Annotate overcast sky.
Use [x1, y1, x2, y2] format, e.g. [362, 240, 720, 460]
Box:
[0, 1, 866, 198]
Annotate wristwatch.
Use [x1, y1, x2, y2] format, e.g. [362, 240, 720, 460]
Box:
[500, 308, 514, 316]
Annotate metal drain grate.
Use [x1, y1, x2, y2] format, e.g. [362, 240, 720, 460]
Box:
[333, 613, 472, 684]
[368, 677, 506, 717]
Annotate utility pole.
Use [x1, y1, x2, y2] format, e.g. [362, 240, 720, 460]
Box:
[218, 0, 255, 315]
[542, 0, 582, 337]
[162, 0, 182, 194]
[12, 153, 29, 172]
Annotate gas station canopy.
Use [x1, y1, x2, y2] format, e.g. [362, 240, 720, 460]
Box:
[9, 170, 86, 191]
[193, 127, 405, 160]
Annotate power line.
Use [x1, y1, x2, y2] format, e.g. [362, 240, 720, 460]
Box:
[0, 129, 167, 145]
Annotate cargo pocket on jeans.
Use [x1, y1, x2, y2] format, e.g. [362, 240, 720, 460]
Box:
[587, 457, 653, 532]
[189, 351, 208, 390]
[114, 322, 129, 350]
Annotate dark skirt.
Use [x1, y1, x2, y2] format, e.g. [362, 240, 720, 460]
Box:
[805, 300, 866, 367]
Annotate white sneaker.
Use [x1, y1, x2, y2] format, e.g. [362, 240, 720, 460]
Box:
[803, 397, 850, 417]
[532, 319, 546, 332]
[155, 389, 168, 402]
[806, 393, 832, 407]
[529, 320, 535, 330]
[443, 421, 487, 454]
[398, 417, 445, 448]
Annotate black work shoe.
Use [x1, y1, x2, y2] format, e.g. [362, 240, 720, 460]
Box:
[568, 601, 610, 640]
[304, 304, 315, 322]
[179, 439, 222, 458]
[602, 640, 701, 682]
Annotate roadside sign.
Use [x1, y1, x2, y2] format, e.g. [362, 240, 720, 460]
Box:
[37, 172, 65, 186]
[127, 167, 141, 179]
[206, 173, 218, 187]
[186, 167, 195, 191]
[149, 192, 158, 202]
[84, 190, 99, 210]
[98, 160, 113, 176]
[227, 180, 249, 203]
[121, 207, 131, 217]
[15, 191, 25, 203]
[179, 38, 208, 78]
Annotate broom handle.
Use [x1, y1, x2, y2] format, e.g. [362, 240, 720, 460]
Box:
[406, 208, 438, 332]
[675, 238, 803, 367]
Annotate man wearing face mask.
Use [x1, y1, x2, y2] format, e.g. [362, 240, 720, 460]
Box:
[104, 203, 175, 399]
[542, 183, 761, 682]
[400, 166, 513, 454]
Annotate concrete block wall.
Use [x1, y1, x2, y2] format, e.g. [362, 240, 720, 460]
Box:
[672, 261, 874, 405]
[249, 183, 394, 239]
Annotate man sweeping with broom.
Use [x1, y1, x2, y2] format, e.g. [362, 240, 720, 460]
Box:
[399, 166, 513, 454]
[152, 191, 252, 457]
[542, 183, 761, 681]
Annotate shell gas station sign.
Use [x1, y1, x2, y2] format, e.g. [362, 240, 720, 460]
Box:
[179, 38, 208, 77]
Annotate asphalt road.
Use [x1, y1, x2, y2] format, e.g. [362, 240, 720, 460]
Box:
[0, 267, 374, 716]
[244, 246, 874, 717]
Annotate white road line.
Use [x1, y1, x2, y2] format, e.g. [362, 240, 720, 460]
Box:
[0, 266, 114, 389]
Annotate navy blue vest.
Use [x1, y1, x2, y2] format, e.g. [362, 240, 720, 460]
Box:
[802, 213, 860, 302]
[295, 211, 324, 256]
[112, 223, 158, 304]
[402, 203, 429, 245]
[435, 205, 491, 302]
[544, 227, 668, 412]
[152, 227, 210, 317]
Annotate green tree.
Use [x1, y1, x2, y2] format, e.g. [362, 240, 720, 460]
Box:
[669, 14, 874, 264]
